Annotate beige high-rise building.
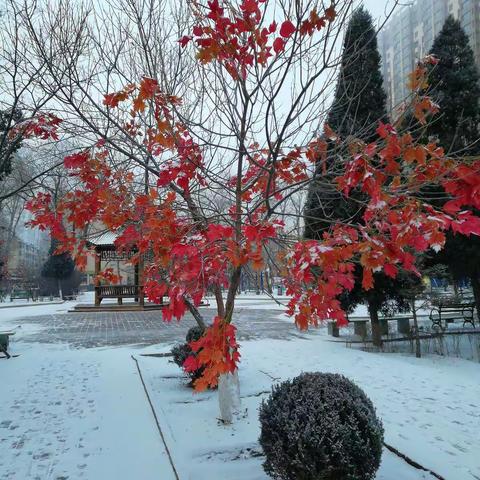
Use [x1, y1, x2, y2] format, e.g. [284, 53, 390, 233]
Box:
[378, 0, 480, 113]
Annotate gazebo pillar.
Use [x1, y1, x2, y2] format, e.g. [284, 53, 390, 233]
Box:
[138, 255, 145, 306]
[94, 248, 101, 306]
[134, 263, 139, 303]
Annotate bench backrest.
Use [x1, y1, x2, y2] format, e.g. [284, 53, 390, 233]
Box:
[438, 303, 475, 312]
[96, 285, 140, 297]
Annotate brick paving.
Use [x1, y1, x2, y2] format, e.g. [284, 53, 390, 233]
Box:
[14, 307, 309, 348]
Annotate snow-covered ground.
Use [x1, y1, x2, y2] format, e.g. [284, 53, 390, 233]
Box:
[138, 332, 480, 480]
[1, 297, 479, 480]
[0, 342, 176, 480]
[0, 299, 64, 309]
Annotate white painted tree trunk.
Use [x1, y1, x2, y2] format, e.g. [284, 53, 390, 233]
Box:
[218, 370, 241, 423]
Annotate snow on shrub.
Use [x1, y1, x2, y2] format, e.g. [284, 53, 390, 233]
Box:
[171, 326, 205, 386]
[259, 372, 384, 480]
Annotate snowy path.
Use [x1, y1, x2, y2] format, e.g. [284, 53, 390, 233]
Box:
[0, 342, 176, 480]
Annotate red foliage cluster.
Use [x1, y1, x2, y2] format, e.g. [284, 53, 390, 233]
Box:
[283, 76, 480, 329]
[8, 113, 61, 140]
[24, 13, 480, 391]
[228, 138, 326, 203]
[184, 316, 240, 390]
[179, 0, 336, 79]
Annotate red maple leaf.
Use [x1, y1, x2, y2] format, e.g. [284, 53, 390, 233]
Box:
[280, 20, 296, 38]
[273, 37, 285, 54]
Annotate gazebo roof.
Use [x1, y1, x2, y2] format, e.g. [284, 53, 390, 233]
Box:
[86, 231, 119, 250]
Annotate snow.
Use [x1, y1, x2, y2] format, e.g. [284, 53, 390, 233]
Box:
[0, 299, 64, 308]
[136, 330, 480, 480]
[1, 298, 479, 480]
[205, 293, 290, 311]
[0, 300, 78, 331]
[0, 342, 176, 480]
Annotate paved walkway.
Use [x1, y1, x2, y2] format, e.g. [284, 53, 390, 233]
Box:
[0, 344, 178, 480]
[10, 308, 307, 348]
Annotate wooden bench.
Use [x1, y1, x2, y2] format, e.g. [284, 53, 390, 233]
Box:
[0, 331, 15, 359]
[10, 290, 30, 301]
[95, 285, 142, 305]
[10, 289, 38, 302]
[429, 302, 476, 330]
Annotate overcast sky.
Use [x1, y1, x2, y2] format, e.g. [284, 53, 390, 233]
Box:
[362, 0, 402, 26]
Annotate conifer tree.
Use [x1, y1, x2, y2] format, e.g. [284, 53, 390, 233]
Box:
[304, 8, 406, 346]
[0, 109, 23, 180]
[425, 16, 480, 314]
[42, 239, 75, 299]
[304, 7, 387, 240]
[427, 16, 480, 156]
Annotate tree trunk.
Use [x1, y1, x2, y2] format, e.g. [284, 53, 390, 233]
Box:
[470, 275, 480, 323]
[453, 280, 459, 297]
[411, 298, 421, 358]
[184, 298, 206, 330]
[368, 300, 382, 348]
[218, 370, 241, 424]
[58, 279, 63, 300]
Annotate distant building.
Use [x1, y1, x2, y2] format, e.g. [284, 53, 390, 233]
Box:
[0, 217, 49, 284]
[378, 0, 480, 112]
[2, 235, 48, 282]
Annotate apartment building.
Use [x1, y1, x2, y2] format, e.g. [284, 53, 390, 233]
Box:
[378, 0, 480, 112]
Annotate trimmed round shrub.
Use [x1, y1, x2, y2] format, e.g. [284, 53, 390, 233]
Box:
[171, 343, 192, 369]
[171, 325, 205, 386]
[186, 325, 205, 343]
[259, 372, 384, 480]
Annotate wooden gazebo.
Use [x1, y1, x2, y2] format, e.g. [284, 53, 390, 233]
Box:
[73, 231, 153, 312]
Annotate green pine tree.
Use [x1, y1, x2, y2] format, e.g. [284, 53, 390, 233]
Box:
[42, 239, 75, 299]
[304, 8, 419, 347]
[427, 15, 480, 156]
[0, 108, 23, 180]
[304, 7, 386, 241]
[326, 7, 386, 140]
[424, 16, 480, 315]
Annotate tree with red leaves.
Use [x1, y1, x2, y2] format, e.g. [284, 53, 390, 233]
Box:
[25, 1, 480, 423]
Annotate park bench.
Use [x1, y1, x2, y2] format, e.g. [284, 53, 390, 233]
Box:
[0, 331, 15, 359]
[10, 288, 38, 302]
[10, 290, 30, 301]
[429, 302, 476, 330]
[95, 285, 142, 305]
[63, 293, 78, 301]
